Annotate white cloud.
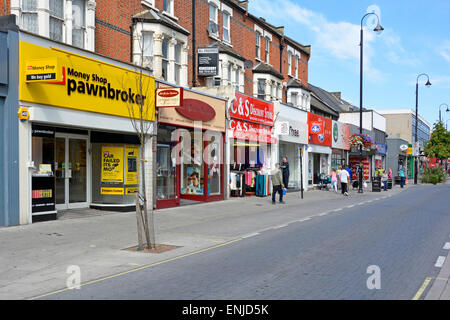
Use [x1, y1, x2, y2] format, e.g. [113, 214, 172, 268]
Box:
[439, 41, 450, 63]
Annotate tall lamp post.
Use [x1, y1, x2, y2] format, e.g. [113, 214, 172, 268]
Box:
[414, 73, 432, 185]
[439, 103, 449, 123]
[359, 12, 384, 193]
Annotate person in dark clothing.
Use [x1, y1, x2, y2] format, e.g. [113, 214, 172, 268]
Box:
[281, 157, 290, 189]
[271, 163, 285, 204]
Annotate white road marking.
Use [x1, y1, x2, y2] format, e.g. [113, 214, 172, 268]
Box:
[443, 242, 450, 250]
[297, 217, 312, 222]
[347, 205, 355, 208]
[242, 232, 259, 239]
[435, 256, 446, 268]
[318, 212, 328, 216]
[333, 208, 343, 212]
[272, 224, 288, 229]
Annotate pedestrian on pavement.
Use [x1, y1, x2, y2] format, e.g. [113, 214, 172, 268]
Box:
[271, 163, 285, 204]
[399, 165, 406, 188]
[388, 168, 393, 179]
[382, 170, 388, 191]
[337, 166, 342, 190]
[339, 166, 350, 196]
[281, 157, 290, 190]
[330, 168, 338, 193]
[346, 165, 353, 183]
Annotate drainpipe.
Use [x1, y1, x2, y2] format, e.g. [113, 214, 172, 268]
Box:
[192, 0, 197, 87]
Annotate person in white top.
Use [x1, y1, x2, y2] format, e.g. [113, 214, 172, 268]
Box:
[339, 166, 350, 196]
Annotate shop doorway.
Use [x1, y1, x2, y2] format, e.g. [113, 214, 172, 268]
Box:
[313, 153, 321, 184]
[55, 134, 89, 210]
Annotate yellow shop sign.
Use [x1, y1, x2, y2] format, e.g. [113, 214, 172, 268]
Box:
[19, 41, 155, 121]
[25, 58, 61, 82]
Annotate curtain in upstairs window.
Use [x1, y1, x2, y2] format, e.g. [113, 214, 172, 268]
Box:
[49, 0, 64, 42]
[72, 0, 86, 48]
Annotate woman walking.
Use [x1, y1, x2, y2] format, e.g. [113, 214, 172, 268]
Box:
[382, 169, 388, 191]
[330, 168, 338, 193]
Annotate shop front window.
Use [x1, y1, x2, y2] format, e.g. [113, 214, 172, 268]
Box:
[180, 129, 204, 196]
[206, 132, 222, 195]
[157, 125, 177, 200]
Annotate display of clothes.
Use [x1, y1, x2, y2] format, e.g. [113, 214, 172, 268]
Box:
[230, 169, 270, 198]
[256, 174, 271, 197]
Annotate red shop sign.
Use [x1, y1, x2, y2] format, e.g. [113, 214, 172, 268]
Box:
[176, 98, 216, 122]
[231, 92, 274, 126]
[229, 119, 276, 144]
[308, 113, 332, 146]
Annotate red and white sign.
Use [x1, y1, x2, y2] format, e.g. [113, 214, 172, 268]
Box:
[231, 93, 274, 126]
[156, 87, 183, 108]
[229, 119, 276, 144]
[308, 113, 332, 146]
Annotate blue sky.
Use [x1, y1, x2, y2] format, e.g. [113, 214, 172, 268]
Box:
[249, 0, 450, 127]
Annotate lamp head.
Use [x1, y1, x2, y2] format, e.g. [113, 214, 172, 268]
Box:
[373, 22, 384, 34]
[425, 79, 432, 87]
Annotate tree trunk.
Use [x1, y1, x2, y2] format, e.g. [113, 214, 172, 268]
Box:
[135, 191, 144, 250]
[140, 141, 152, 249]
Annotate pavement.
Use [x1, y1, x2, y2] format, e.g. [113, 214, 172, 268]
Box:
[0, 180, 446, 300]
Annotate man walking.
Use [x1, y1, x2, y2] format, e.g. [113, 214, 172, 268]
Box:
[281, 157, 290, 190]
[340, 165, 350, 196]
[345, 164, 353, 184]
[399, 165, 406, 188]
[271, 163, 285, 204]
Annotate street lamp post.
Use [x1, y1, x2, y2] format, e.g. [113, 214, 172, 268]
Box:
[439, 103, 449, 123]
[359, 12, 384, 193]
[414, 74, 432, 185]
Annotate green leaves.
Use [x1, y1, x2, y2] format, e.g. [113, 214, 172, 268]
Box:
[424, 121, 450, 160]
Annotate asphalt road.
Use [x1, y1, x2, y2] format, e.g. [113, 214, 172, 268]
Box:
[43, 183, 450, 300]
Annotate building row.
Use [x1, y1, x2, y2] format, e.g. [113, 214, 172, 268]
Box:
[0, 1, 430, 226]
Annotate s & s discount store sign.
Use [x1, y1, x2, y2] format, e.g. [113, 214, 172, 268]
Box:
[19, 41, 155, 121]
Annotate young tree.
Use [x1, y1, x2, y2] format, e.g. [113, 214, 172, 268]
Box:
[124, 7, 156, 250]
[424, 121, 450, 161]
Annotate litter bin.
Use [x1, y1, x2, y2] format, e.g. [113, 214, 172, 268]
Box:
[387, 178, 393, 189]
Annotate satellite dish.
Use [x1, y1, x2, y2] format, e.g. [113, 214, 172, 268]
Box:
[244, 60, 253, 69]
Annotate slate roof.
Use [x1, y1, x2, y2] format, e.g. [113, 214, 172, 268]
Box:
[132, 9, 190, 36]
[253, 62, 284, 79]
[207, 41, 245, 61]
[287, 78, 311, 92]
[310, 93, 340, 117]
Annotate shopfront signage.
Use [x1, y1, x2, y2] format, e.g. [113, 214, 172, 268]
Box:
[125, 145, 139, 185]
[19, 41, 155, 121]
[229, 119, 276, 144]
[176, 99, 216, 122]
[101, 146, 124, 183]
[331, 121, 350, 150]
[375, 143, 387, 155]
[198, 47, 219, 76]
[307, 113, 332, 146]
[231, 93, 274, 126]
[156, 87, 183, 108]
[399, 144, 408, 152]
[25, 58, 61, 82]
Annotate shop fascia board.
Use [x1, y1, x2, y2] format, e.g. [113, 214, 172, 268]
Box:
[26, 102, 155, 135]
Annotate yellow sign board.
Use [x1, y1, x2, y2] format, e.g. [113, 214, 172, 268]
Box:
[125, 188, 138, 195]
[25, 58, 61, 82]
[101, 146, 124, 183]
[101, 187, 124, 195]
[19, 41, 155, 121]
[125, 145, 139, 185]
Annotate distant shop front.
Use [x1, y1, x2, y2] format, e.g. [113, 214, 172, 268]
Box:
[307, 113, 332, 186]
[228, 93, 276, 198]
[276, 103, 308, 190]
[331, 120, 350, 169]
[156, 84, 226, 209]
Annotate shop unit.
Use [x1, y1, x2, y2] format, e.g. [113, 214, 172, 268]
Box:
[276, 103, 308, 191]
[228, 92, 276, 197]
[307, 112, 332, 187]
[331, 120, 351, 170]
[155, 83, 227, 209]
[16, 31, 156, 224]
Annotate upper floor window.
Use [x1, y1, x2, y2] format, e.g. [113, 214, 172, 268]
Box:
[72, 0, 86, 48]
[257, 79, 265, 100]
[223, 12, 230, 43]
[255, 32, 261, 59]
[22, 0, 38, 33]
[174, 42, 182, 85]
[295, 56, 299, 78]
[162, 37, 169, 81]
[142, 32, 154, 66]
[208, 4, 219, 37]
[291, 92, 298, 106]
[163, 0, 174, 16]
[49, 0, 64, 42]
[288, 52, 292, 76]
[227, 63, 232, 86]
[264, 37, 270, 63]
[235, 67, 240, 92]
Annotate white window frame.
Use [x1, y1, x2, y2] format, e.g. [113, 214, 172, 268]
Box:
[49, 0, 65, 43]
[264, 37, 270, 64]
[255, 32, 261, 60]
[174, 41, 182, 85]
[222, 12, 230, 43]
[141, 31, 154, 67]
[295, 55, 299, 79]
[161, 36, 170, 81]
[21, 0, 38, 34]
[208, 2, 219, 38]
[72, 0, 86, 49]
[162, 0, 174, 17]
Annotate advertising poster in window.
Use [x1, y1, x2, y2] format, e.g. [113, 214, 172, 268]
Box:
[101, 146, 124, 183]
[125, 145, 139, 185]
[308, 113, 332, 146]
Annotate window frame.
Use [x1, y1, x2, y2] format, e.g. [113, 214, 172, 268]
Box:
[71, 0, 86, 48]
[255, 32, 261, 59]
[174, 42, 182, 85]
[264, 37, 270, 63]
[257, 79, 266, 100]
[222, 12, 230, 43]
[209, 3, 219, 37]
[161, 37, 170, 81]
[49, 0, 65, 43]
[21, 0, 38, 34]
[163, 0, 174, 16]
[141, 31, 154, 66]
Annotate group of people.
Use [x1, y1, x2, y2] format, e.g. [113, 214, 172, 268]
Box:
[329, 165, 352, 196]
